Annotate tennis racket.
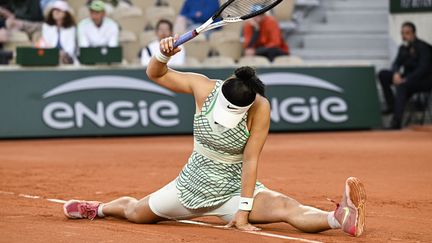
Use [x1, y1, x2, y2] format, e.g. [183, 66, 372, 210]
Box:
[173, 0, 283, 48]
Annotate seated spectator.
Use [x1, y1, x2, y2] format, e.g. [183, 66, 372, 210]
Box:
[140, 19, 185, 66]
[40, 1, 76, 64]
[242, 5, 289, 62]
[0, 17, 13, 64]
[78, 0, 119, 48]
[174, 0, 219, 34]
[0, 0, 44, 39]
[378, 22, 432, 129]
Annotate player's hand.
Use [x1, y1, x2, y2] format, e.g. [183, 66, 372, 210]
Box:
[225, 210, 261, 231]
[159, 35, 182, 57]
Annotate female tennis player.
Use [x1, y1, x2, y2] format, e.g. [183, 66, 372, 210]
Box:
[63, 35, 366, 237]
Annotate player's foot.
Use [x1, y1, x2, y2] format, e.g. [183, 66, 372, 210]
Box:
[63, 200, 101, 220]
[333, 177, 366, 237]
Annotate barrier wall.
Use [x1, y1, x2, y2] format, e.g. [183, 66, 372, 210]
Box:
[0, 66, 381, 138]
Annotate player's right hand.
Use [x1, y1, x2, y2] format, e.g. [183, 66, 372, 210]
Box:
[225, 210, 261, 231]
[160, 35, 182, 57]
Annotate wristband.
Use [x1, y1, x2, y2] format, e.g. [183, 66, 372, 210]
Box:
[238, 197, 254, 211]
[155, 50, 171, 64]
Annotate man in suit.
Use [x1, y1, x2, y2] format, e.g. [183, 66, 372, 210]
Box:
[378, 22, 432, 129]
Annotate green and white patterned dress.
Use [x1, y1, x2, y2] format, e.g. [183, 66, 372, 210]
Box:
[176, 80, 266, 209]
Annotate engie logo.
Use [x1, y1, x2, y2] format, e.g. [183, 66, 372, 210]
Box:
[259, 73, 349, 124]
[42, 76, 180, 129]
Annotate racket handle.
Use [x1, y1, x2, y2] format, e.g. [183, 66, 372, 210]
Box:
[174, 30, 198, 48]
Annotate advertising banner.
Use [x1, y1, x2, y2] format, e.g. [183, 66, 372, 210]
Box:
[0, 67, 381, 138]
[390, 0, 432, 13]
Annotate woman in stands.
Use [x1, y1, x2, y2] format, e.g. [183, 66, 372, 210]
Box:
[41, 1, 76, 64]
[62, 35, 366, 237]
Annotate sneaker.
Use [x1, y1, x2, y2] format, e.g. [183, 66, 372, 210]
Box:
[333, 177, 366, 237]
[63, 200, 101, 220]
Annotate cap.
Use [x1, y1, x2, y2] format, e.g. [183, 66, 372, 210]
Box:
[213, 88, 254, 129]
[89, 0, 105, 12]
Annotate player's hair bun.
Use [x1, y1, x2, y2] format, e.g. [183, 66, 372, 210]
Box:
[234, 66, 256, 81]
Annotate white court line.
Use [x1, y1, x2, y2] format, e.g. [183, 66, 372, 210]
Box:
[178, 220, 324, 243]
[1, 192, 324, 243]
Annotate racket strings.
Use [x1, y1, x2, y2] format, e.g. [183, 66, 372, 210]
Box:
[220, 0, 278, 19]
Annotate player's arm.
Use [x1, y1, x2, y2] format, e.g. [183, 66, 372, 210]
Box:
[146, 36, 210, 95]
[227, 96, 270, 231]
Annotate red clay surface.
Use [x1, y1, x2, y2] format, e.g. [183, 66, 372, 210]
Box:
[1, 129, 432, 243]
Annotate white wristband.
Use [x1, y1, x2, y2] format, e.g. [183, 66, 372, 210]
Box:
[238, 197, 254, 211]
[155, 50, 171, 64]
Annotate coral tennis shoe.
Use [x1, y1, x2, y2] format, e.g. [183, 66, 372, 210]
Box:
[333, 177, 366, 237]
[63, 200, 101, 220]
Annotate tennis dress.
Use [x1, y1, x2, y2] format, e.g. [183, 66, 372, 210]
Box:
[176, 80, 266, 209]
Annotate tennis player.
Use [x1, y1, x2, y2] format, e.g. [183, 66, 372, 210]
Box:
[63, 36, 366, 237]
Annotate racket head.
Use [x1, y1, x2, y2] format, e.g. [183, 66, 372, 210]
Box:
[215, 0, 283, 22]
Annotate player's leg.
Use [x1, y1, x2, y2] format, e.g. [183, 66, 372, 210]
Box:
[249, 177, 366, 236]
[63, 195, 166, 223]
[248, 190, 331, 233]
[101, 195, 166, 223]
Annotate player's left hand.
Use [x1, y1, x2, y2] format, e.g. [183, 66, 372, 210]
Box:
[225, 210, 261, 231]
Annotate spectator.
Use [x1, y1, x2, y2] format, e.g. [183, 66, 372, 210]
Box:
[378, 22, 432, 129]
[174, 0, 219, 34]
[78, 0, 119, 48]
[242, 5, 289, 62]
[140, 19, 185, 66]
[0, 0, 44, 38]
[0, 17, 13, 64]
[41, 1, 76, 64]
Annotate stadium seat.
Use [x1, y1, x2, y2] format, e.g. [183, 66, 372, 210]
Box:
[112, 5, 143, 19]
[183, 34, 211, 62]
[223, 21, 244, 34]
[209, 31, 242, 61]
[4, 31, 32, 52]
[139, 31, 158, 48]
[182, 56, 201, 67]
[119, 30, 140, 63]
[273, 0, 295, 21]
[238, 56, 271, 67]
[273, 55, 304, 66]
[77, 6, 90, 21]
[130, 0, 156, 12]
[115, 15, 146, 36]
[404, 90, 432, 126]
[162, 0, 185, 14]
[203, 56, 236, 67]
[144, 6, 176, 29]
[31, 31, 42, 43]
[68, 0, 87, 14]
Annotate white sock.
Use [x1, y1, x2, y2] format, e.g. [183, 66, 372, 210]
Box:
[97, 203, 105, 217]
[327, 211, 341, 229]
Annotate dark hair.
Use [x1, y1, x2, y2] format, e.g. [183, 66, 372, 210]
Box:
[222, 66, 265, 107]
[156, 19, 173, 32]
[402, 21, 416, 34]
[45, 9, 76, 28]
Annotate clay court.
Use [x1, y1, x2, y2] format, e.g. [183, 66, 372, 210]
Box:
[1, 128, 431, 243]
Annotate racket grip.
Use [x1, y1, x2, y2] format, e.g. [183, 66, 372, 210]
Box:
[174, 30, 198, 48]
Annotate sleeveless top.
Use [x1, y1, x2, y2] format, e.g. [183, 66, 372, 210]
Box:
[176, 80, 265, 209]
